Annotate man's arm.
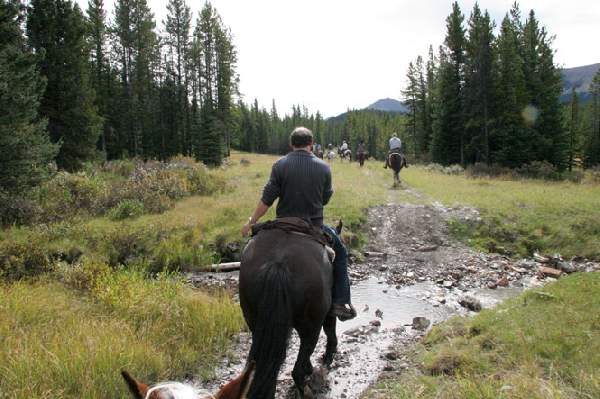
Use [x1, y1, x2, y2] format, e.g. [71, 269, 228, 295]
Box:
[323, 167, 333, 205]
[241, 200, 270, 237]
[241, 162, 280, 236]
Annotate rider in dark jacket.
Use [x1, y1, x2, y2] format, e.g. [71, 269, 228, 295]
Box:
[241, 127, 356, 321]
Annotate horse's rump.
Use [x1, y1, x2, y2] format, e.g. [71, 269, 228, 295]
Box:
[240, 229, 333, 397]
[240, 229, 333, 326]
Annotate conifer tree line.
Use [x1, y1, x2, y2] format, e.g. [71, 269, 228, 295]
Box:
[1, 0, 237, 196]
[402, 2, 600, 169]
[233, 100, 405, 160]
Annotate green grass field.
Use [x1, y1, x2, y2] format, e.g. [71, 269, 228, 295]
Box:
[1, 153, 599, 398]
[397, 167, 600, 259]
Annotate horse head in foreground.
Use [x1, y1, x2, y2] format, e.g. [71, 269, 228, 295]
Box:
[121, 362, 255, 399]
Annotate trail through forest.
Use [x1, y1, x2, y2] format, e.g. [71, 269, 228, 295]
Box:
[193, 184, 580, 398]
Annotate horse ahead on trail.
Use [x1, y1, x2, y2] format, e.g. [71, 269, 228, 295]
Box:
[338, 147, 352, 162]
[324, 150, 336, 162]
[388, 151, 407, 186]
[238, 218, 341, 398]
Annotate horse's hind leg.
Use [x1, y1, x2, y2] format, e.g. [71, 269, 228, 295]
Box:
[292, 329, 320, 398]
[322, 314, 337, 367]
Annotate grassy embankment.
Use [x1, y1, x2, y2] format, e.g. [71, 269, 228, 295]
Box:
[398, 167, 600, 259]
[365, 273, 600, 399]
[0, 152, 394, 398]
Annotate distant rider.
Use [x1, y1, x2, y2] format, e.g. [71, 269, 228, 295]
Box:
[241, 127, 357, 321]
[384, 133, 407, 168]
[357, 140, 366, 167]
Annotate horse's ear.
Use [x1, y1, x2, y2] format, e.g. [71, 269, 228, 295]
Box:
[239, 361, 256, 398]
[335, 220, 343, 235]
[215, 361, 256, 399]
[121, 370, 149, 399]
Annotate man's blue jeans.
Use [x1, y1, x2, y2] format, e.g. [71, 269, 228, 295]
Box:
[322, 224, 351, 305]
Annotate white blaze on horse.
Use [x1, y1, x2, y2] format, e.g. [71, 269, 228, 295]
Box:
[121, 362, 255, 399]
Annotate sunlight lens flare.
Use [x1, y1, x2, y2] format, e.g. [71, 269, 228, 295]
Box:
[521, 105, 540, 126]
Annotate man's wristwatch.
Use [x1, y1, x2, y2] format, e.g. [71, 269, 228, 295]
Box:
[248, 217, 256, 225]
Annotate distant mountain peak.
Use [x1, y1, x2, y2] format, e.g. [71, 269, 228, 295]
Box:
[366, 98, 409, 113]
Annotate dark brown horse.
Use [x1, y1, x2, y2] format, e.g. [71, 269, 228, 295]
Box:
[239, 227, 338, 398]
[388, 152, 406, 186]
[357, 152, 366, 167]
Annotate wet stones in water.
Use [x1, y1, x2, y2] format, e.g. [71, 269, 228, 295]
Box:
[442, 280, 454, 289]
[497, 276, 509, 287]
[459, 296, 482, 312]
[557, 261, 576, 273]
[412, 316, 430, 330]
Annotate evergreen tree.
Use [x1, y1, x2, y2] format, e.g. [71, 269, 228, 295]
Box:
[586, 70, 600, 165]
[463, 4, 495, 164]
[431, 2, 466, 165]
[402, 61, 419, 158]
[27, 0, 101, 171]
[425, 45, 437, 160]
[494, 13, 530, 167]
[567, 88, 581, 171]
[164, 0, 191, 155]
[522, 10, 566, 168]
[0, 0, 58, 194]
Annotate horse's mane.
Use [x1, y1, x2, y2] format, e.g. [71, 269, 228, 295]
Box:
[145, 382, 215, 399]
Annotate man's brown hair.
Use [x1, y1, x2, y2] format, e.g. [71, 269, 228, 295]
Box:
[290, 127, 313, 147]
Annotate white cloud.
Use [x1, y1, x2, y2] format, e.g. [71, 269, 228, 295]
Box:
[78, 0, 600, 117]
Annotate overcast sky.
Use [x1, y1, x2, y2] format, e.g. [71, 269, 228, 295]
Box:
[81, 0, 600, 117]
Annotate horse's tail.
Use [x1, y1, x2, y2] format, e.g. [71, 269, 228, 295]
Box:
[247, 261, 291, 399]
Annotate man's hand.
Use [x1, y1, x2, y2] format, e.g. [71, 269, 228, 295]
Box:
[241, 222, 252, 237]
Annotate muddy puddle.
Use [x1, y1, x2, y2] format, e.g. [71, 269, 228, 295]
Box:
[200, 275, 531, 399]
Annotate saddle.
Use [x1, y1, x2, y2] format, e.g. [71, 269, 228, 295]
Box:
[251, 217, 336, 262]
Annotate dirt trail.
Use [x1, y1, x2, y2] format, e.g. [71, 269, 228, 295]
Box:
[192, 184, 593, 398]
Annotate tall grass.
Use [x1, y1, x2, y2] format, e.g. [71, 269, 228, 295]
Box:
[0, 273, 244, 398]
[364, 273, 600, 399]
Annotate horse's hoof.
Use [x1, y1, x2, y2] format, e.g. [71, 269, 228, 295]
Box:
[322, 352, 335, 368]
[303, 385, 314, 399]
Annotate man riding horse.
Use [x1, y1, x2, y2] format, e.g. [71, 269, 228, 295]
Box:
[338, 140, 351, 161]
[241, 127, 357, 321]
[384, 132, 408, 169]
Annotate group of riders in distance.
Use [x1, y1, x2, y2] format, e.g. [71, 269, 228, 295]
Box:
[122, 127, 410, 399]
[313, 133, 408, 173]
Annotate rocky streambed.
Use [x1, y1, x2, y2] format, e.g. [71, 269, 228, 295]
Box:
[188, 201, 599, 398]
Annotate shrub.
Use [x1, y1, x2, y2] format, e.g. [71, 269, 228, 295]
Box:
[0, 191, 42, 226]
[102, 226, 154, 267]
[465, 163, 512, 178]
[424, 163, 465, 175]
[109, 199, 145, 220]
[59, 257, 112, 290]
[101, 158, 136, 177]
[0, 239, 52, 280]
[514, 160, 559, 180]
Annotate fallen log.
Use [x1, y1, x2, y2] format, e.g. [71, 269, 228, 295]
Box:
[209, 262, 241, 272]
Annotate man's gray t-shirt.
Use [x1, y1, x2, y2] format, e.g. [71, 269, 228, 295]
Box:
[261, 150, 333, 226]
